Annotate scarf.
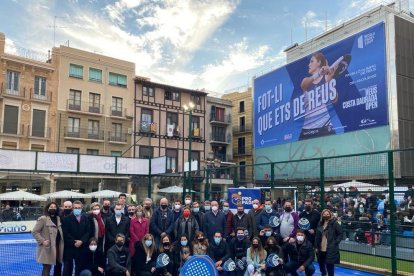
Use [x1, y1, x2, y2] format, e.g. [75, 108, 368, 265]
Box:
[94, 213, 105, 238]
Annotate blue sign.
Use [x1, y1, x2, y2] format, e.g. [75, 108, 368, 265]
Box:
[254, 23, 387, 148]
[228, 188, 261, 210]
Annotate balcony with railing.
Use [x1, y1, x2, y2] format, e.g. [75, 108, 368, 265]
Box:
[110, 107, 131, 118]
[29, 88, 52, 103]
[209, 114, 231, 125]
[0, 83, 26, 99]
[0, 122, 25, 136]
[138, 121, 157, 134]
[210, 133, 231, 144]
[66, 100, 104, 115]
[64, 127, 104, 141]
[233, 124, 252, 134]
[108, 131, 128, 143]
[27, 125, 51, 139]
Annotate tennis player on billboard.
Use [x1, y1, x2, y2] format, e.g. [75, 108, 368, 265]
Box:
[299, 52, 351, 140]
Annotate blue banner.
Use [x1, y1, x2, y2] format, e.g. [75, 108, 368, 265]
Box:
[228, 188, 262, 210]
[254, 23, 387, 148]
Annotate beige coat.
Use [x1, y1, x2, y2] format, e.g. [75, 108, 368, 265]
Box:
[32, 215, 64, 265]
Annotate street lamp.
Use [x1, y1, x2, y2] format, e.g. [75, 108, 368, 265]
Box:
[202, 158, 221, 201]
[183, 102, 195, 202]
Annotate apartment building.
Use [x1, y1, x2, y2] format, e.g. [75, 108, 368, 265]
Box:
[133, 78, 206, 201]
[0, 33, 57, 194]
[222, 88, 254, 185]
[51, 45, 135, 193]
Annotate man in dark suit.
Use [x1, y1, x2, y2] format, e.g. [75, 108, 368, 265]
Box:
[105, 203, 130, 254]
[62, 200, 90, 276]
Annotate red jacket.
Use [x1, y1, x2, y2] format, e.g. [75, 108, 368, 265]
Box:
[129, 217, 148, 256]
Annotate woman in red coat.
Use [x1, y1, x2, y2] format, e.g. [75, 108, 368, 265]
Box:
[129, 205, 149, 256]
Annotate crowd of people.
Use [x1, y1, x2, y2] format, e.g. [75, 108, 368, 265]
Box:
[30, 185, 414, 276]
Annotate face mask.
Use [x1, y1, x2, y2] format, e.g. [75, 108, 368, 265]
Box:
[73, 209, 81, 217]
[64, 209, 72, 215]
[145, 205, 151, 210]
[204, 205, 211, 211]
[103, 205, 110, 211]
[137, 211, 143, 217]
[347, 213, 352, 217]
[145, 240, 152, 247]
[265, 205, 271, 211]
[252, 204, 258, 209]
[161, 204, 168, 210]
[128, 211, 135, 217]
[163, 242, 170, 248]
[89, 245, 97, 252]
[237, 210, 244, 215]
[48, 209, 57, 216]
[174, 204, 181, 210]
[115, 210, 122, 216]
[268, 243, 275, 248]
[323, 216, 331, 220]
[305, 206, 311, 212]
[252, 244, 259, 249]
[223, 206, 229, 212]
[265, 231, 272, 237]
[284, 207, 292, 212]
[92, 209, 100, 215]
[193, 208, 199, 213]
[116, 241, 124, 247]
[212, 206, 218, 212]
[183, 211, 190, 218]
[237, 234, 245, 240]
[359, 208, 364, 212]
[181, 240, 188, 247]
[296, 236, 305, 242]
[367, 193, 372, 197]
[198, 237, 204, 242]
[185, 199, 191, 205]
[214, 237, 221, 245]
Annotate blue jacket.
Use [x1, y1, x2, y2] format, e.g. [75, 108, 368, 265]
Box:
[203, 211, 226, 242]
[258, 209, 279, 231]
[150, 208, 174, 236]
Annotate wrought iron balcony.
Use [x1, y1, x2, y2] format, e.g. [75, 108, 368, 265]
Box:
[64, 127, 104, 140]
[27, 125, 51, 139]
[67, 100, 104, 115]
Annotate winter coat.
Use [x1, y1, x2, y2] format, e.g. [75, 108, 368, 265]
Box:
[129, 217, 149, 256]
[32, 215, 64, 265]
[105, 215, 130, 251]
[300, 209, 320, 244]
[174, 216, 199, 243]
[233, 212, 253, 238]
[282, 240, 314, 267]
[62, 213, 90, 260]
[203, 211, 226, 242]
[258, 209, 279, 231]
[150, 208, 175, 237]
[315, 218, 342, 264]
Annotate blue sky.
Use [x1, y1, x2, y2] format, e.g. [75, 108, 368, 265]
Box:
[0, 0, 411, 94]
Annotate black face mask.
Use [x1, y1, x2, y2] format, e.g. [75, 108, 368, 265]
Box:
[145, 206, 151, 210]
[161, 204, 168, 210]
[284, 207, 292, 212]
[252, 244, 259, 249]
[64, 209, 72, 215]
[163, 242, 170, 248]
[116, 241, 124, 248]
[305, 206, 312, 212]
[103, 205, 110, 211]
[48, 209, 57, 216]
[128, 211, 135, 216]
[237, 211, 244, 215]
[198, 238, 204, 242]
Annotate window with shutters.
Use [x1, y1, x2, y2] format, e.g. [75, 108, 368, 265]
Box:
[109, 72, 127, 87]
[3, 105, 19, 134]
[6, 70, 19, 95]
[32, 109, 46, 137]
[89, 68, 102, 83]
[69, 64, 83, 79]
[34, 76, 46, 99]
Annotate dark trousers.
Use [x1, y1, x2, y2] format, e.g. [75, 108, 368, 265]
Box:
[54, 261, 62, 276]
[317, 251, 335, 276]
[63, 257, 82, 276]
[284, 261, 315, 276]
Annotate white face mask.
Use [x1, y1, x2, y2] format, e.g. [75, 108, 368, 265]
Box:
[89, 245, 97, 252]
[174, 204, 181, 210]
[252, 204, 259, 209]
[296, 236, 305, 242]
[92, 210, 100, 215]
[185, 199, 191, 205]
[211, 206, 218, 212]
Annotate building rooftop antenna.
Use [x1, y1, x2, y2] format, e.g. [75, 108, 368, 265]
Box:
[47, 16, 67, 47]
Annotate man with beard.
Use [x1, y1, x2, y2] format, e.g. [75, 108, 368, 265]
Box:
[299, 199, 320, 245]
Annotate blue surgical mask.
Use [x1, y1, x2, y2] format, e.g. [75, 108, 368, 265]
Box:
[193, 208, 199, 213]
[214, 237, 221, 245]
[204, 206, 211, 211]
[181, 240, 188, 247]
[73, 209, 81, 217]
[265, 231, 272, 237]
[145, 240, 152, 247]
[115, 210, 122, 216]
[223, 206, 229, 212]
[265, 205, 271, 211]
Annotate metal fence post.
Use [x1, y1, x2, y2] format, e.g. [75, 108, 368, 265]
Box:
[388, 151, 397, 276]
[270, 162, 275, 190]
[205, 168, 210, 201]
[148, 158, 152, 199]
[320, 158, 325, 210]
[233, 166, 239, 188]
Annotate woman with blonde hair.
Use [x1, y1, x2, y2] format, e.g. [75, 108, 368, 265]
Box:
[32, 202, 64, 276]
[131, 233, 158, 276]
[89, 202, 105, 252]
[192, 231, 208, 255]
[130, 205, 149, 256]
[157, 233, 174, 276]
[245, 237, 267, 276]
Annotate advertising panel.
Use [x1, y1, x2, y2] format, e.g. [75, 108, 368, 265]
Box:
[79, 155, 116, 174]
[254, 23, 387, 148]
[117, 158, 149, 175]
[0, 149, 36, 171]
[37, 152, 78, 172]
[0, 221, 36, 233]
[228, 188, 262, 211]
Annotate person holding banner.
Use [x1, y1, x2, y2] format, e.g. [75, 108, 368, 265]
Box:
[299, 52, 340, 140]
[245, 237, 267, 276]
[282, 229, 315, 276]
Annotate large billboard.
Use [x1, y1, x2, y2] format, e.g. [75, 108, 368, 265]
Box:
[254, 22, 387, 148]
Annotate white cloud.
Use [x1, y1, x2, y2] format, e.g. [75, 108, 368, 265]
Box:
[4, 38, 17, 54]
[302, 10, 331, 32]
